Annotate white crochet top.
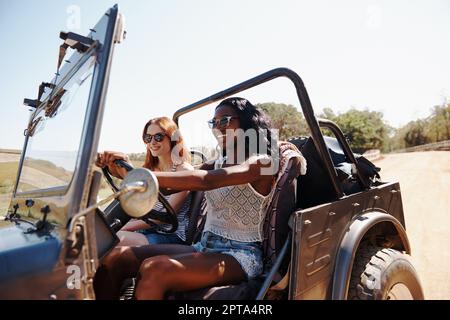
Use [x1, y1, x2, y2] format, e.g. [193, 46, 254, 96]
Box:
[203, 155, 276, 242]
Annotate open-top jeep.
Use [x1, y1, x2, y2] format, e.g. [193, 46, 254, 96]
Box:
[0, 5, 423, 300]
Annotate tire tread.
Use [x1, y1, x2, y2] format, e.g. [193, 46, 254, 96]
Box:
[348, 242, 421, 300]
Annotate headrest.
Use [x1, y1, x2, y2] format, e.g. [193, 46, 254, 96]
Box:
[273, 141, 307, 186]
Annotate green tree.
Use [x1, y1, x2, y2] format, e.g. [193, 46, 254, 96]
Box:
[320, 108, 391, 153]
[390, 102, 450, 151]
[388, 126, 407, 151]
[257, 102, 309, 140]
[320, 107, 337, 121]
[403, 119, 431, 147]
[425, 103, 450, 142]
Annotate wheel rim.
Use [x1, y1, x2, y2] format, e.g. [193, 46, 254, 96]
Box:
[386, 283, 414, 300]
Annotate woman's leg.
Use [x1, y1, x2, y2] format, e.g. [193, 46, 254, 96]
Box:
[93, 244, 195, 299]
[135, 252, 246, 300]
[116, 230, 149, 246]
[116, 230, 185, 246]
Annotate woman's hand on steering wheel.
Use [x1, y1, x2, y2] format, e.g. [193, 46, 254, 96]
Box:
[96, 151, 130, 179]
[96, 150, 179, 233]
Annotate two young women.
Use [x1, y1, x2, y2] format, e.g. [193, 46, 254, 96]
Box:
[94, 97, 305, 300]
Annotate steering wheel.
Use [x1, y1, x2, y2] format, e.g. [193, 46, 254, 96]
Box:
[101, 159, 178, 233]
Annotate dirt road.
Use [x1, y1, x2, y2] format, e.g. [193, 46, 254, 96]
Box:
[374, 151, 450, 300]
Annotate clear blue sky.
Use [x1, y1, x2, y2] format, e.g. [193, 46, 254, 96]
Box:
[1, 0, 449, 153]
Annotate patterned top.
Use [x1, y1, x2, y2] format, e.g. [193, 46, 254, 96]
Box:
[152, 163, 191, 242]
[203, 154, 276, 242]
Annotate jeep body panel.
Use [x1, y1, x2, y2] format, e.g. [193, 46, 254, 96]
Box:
[289, 181, 408, 299]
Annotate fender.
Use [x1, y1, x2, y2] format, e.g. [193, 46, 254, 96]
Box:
[331, 211, 411, 300]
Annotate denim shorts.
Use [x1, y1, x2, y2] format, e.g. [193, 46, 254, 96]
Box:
[191, 231, 263, 280]
[136, 229, 185, 245]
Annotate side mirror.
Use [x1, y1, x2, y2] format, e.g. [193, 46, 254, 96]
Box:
[66, 167, 158, 262]
[118, 168, 159, 218]
[68, 167, 159, 235]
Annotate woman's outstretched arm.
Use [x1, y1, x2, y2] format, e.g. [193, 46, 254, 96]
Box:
[154, 155, 274, 193]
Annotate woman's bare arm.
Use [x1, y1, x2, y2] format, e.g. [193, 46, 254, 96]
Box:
[121, 219, 152, 231]
[159, 159, 214, 195]
[155, 156, 274, 194]
[97, 151, 274, 194]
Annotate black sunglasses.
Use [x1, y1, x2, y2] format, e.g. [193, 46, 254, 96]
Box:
[207, 116, 238, 129]
[143, 132, 166, 143]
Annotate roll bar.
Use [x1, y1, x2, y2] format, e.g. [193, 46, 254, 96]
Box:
[173, 67, 344, 198]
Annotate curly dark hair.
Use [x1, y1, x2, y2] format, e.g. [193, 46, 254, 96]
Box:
[215, 97, 277, 157]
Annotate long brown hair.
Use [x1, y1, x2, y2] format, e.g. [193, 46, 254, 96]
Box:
[142, 117, 191, 170]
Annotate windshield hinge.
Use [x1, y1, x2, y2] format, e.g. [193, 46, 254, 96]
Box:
[5, 203, 20, 221]
[57, 31, 96, 69]
[23, 98, 40, 110]
[23, 82, 56, 111]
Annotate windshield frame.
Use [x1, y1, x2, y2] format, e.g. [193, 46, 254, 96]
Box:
[14, 46, 98, 198]
[7, 5, 121, 223]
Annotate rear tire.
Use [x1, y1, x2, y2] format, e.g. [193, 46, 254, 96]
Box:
[348, 242, 424, 300]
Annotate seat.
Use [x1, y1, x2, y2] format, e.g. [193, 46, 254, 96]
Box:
[288, 136, 338, 208]
[288, 136, 380, 209]
[184, 190, 207, 245]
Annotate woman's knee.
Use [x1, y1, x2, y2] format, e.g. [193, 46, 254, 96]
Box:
[138, 255, 178, 286]
[101, 246, 137, 272]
